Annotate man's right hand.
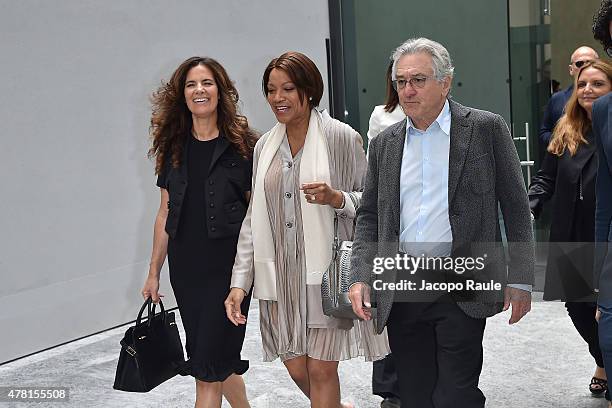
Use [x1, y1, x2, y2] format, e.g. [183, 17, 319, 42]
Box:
[348, 282, 372, 321]
[225, 288, 247, 326]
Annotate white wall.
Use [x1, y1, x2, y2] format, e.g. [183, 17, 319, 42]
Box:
[0, 0, 330, 363]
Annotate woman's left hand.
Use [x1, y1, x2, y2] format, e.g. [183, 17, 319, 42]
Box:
[301, 182, 344, 208]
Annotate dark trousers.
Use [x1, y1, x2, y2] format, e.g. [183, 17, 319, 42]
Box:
[387, 300, 486, 408]
[565, 302, 604, 368]
[599, 301, 612, 402]
[373, 354, 400, 399]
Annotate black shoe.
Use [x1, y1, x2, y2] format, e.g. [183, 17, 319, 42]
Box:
[590, 377, 608, 397]
[381, 397, 401, 408]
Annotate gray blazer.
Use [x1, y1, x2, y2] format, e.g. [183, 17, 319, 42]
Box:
[350, 99, 535, 334]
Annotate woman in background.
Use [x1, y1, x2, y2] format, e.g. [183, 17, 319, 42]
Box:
[366, 61, 405, 144]
[142, 56, 256, 408]
[225, 51, 389, 408]
[528, 60, 612, 397]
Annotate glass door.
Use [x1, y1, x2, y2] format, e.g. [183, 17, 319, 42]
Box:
[508, 0, 550, 185]
[508, 0, 551, 289]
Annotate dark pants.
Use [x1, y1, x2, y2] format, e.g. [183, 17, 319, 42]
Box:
[599, 301, 612, 401]
[565, 302, 604, 368]
[373, 354, 400, 399]
[387, 300, 486, 408]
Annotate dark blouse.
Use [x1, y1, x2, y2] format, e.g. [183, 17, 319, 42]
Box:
[156, 133, 252, 239]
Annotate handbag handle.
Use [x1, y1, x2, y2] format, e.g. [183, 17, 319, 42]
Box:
[150, 300, 167, 326]
[136, 297, 167, 326]
[333, 192, 359, 245]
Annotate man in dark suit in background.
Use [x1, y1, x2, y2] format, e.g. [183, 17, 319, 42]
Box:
[539, 46, 599, 147]
[592, 1, 612, 405]
[349, 37, 534, 407]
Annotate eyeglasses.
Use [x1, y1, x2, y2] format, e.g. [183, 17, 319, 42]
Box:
[573, 60, 592, 68]
[392, 76, 430, 90]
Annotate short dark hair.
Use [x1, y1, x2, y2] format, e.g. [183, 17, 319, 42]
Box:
[593, 0, 612, 56]
[262, 51, 323, 109]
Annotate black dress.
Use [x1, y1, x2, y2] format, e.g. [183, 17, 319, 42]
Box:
[529, 131, 598, 301]
[163, 135, 251, 382]
[528, 131, 603, 368]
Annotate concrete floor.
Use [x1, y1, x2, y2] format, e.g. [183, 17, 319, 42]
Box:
[0, 294, 609, 408]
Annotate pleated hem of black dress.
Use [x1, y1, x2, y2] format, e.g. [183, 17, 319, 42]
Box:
[176, 358, 249, 382]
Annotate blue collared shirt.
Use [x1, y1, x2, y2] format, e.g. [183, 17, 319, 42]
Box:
[399, 100, 452, 257]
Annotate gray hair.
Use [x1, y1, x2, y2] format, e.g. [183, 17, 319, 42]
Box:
[391, 38, 455, 82]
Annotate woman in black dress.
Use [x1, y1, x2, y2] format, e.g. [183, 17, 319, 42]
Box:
[142, 56, 257, 408]
[528, 60, 612, 397]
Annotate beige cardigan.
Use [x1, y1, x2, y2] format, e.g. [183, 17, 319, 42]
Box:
[230, 110, 367, 298]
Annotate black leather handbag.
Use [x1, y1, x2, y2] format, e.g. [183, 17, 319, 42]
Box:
[113, 298, 185, 392]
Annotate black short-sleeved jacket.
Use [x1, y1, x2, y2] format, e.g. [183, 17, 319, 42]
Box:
[156, 134, 252, 239]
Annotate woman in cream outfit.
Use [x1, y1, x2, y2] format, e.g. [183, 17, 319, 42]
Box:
[225, 51, 389, 408]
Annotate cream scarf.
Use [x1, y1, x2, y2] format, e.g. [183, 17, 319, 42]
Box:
[251, 109, 334, 300]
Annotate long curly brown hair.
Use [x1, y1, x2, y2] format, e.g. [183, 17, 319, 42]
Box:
[148, 57, 257, 174]
[549, 60, 612, 156]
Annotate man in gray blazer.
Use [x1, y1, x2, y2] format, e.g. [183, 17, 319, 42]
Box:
[349, 38, 535, 407]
